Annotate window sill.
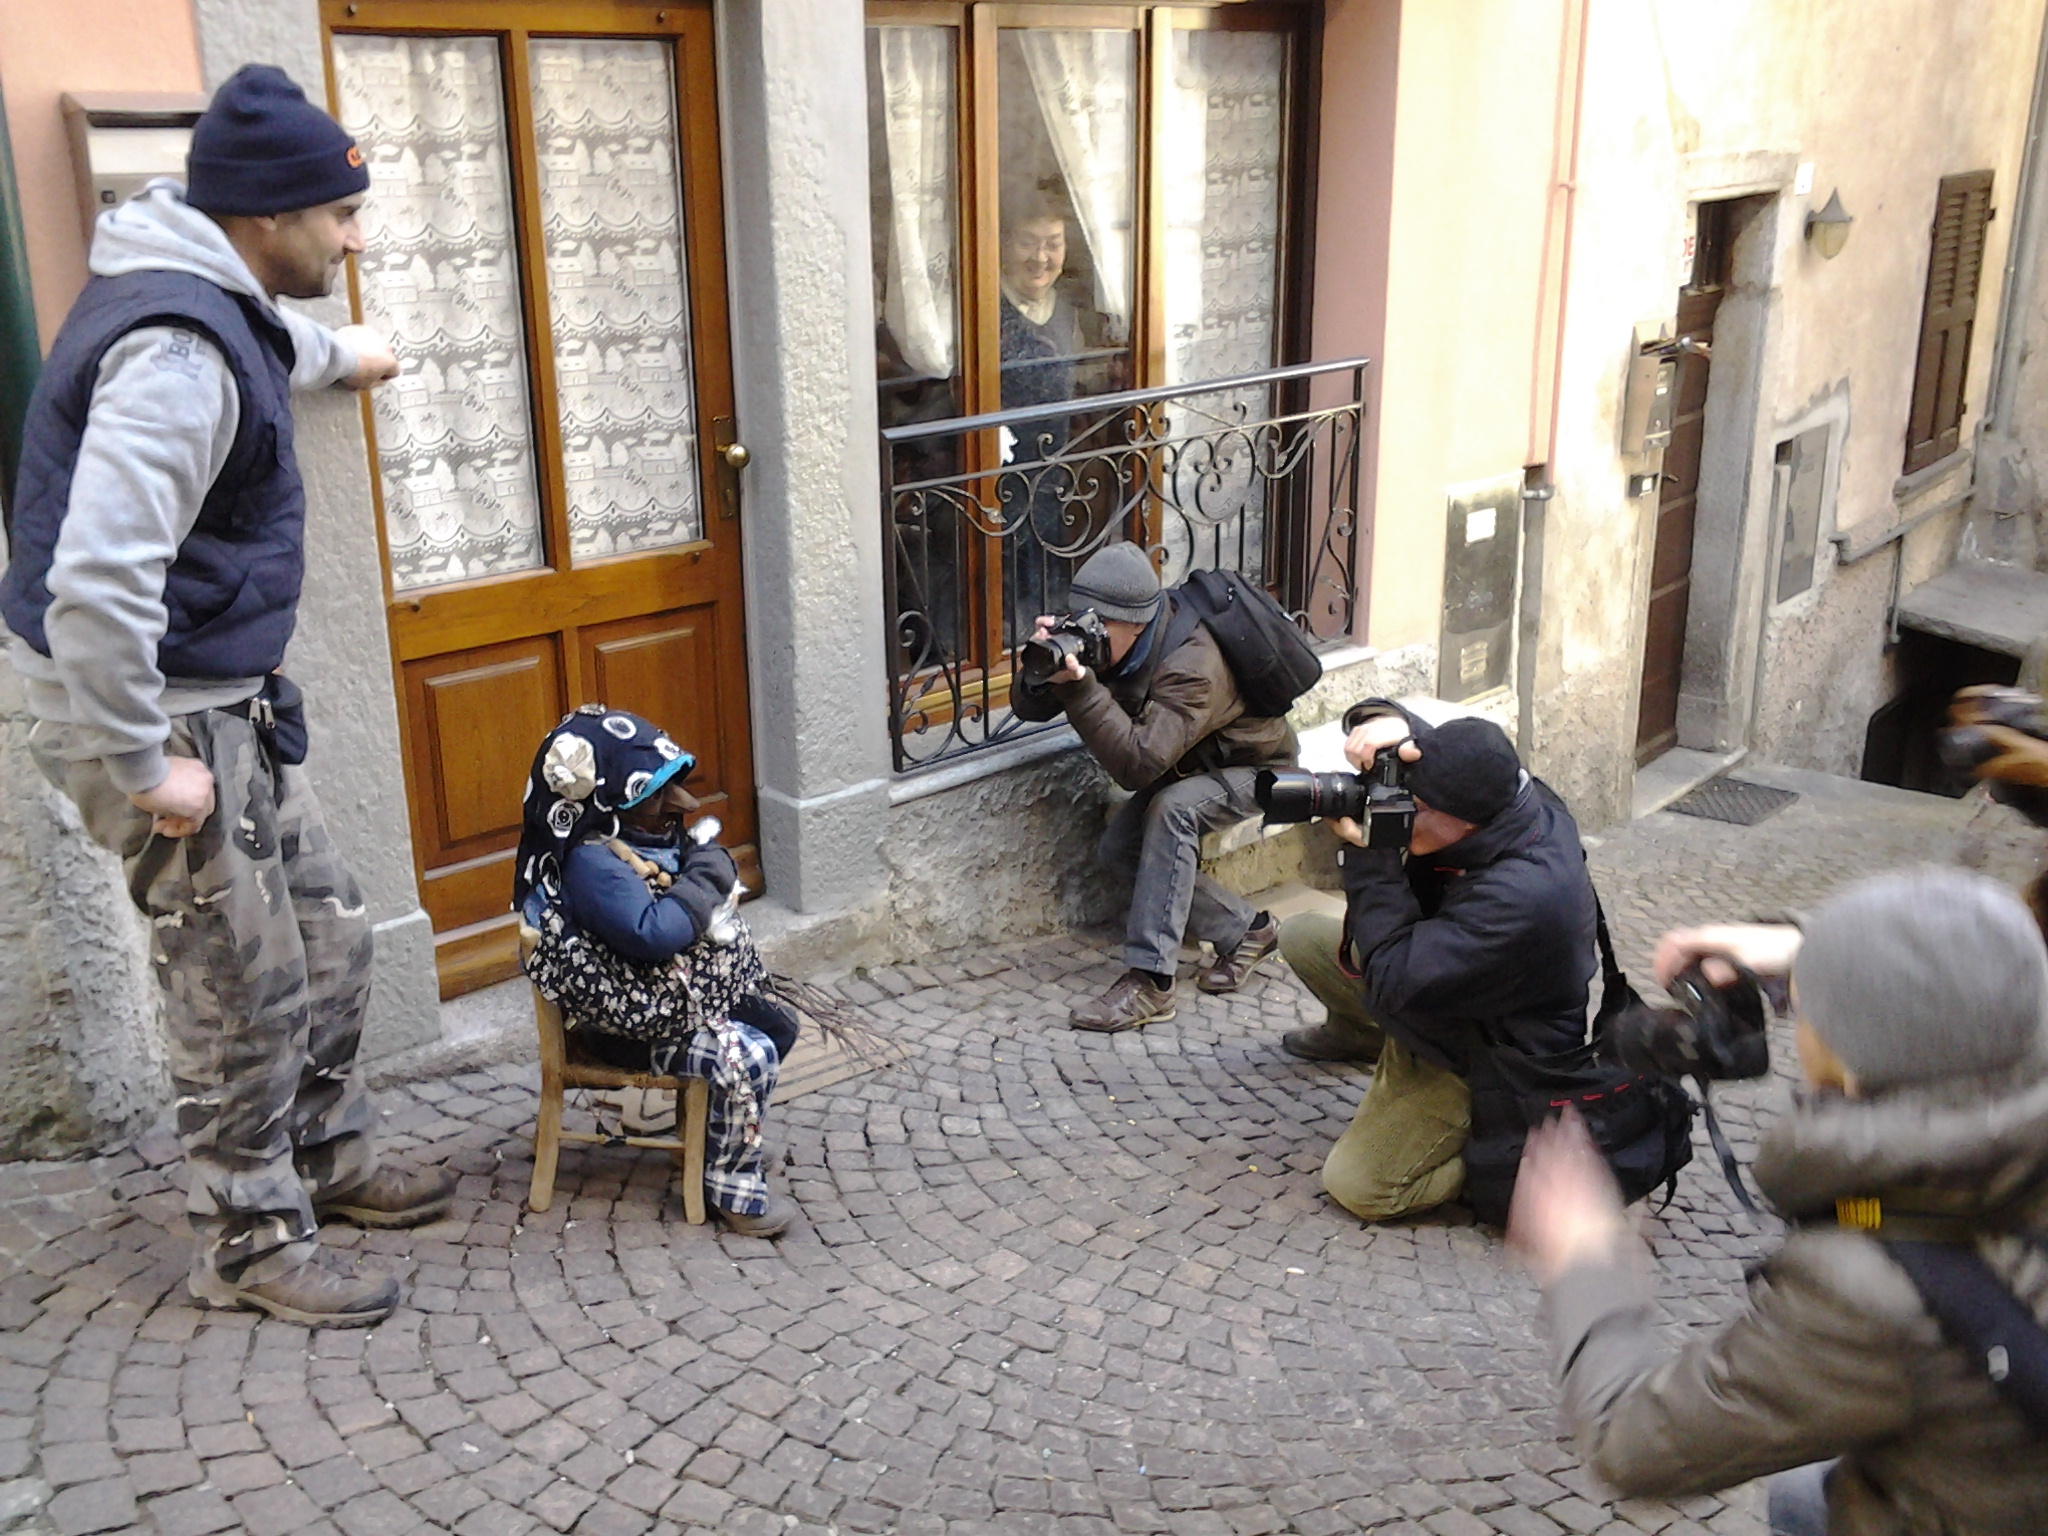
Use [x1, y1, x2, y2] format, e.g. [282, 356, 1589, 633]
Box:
[888, 724, 1083, 807]
[1893, 447, 1972, 504]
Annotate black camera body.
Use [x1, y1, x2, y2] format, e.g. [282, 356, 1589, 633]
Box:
[1607, 961, 1772, 1082]
[1254, 701, 1416, 849]
[1019, 609, 1112, 686]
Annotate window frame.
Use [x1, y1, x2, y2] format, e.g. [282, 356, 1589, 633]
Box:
[867, 0, 1320, 719]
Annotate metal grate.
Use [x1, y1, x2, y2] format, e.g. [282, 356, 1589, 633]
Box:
[1663, 777, 1801, 827]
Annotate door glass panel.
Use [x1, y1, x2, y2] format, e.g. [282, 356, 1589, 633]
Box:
[332, 34, 545, 592]
[530, 38, 703, 561]
[995, 27, 1136, 622]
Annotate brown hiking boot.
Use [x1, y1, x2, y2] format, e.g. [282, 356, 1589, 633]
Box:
[717, 1192, 798, 1239]
[190, 1254, 399, 1327]
[1070, 970, 1177, 1032]
[1197, 915, 1280, 994]
[1280, 1019, 1384, 1064]
[316, 1164, 458, 1229]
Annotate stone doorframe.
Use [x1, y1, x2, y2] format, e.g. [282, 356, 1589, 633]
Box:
[1669, 152, 1798, 756]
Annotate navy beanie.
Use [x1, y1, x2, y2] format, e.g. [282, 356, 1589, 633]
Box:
[186, 65, 369, 216]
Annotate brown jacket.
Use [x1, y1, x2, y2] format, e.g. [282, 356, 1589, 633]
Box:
[1014, 605, 1296, 790]
[1545, 1073, 2048, 1535]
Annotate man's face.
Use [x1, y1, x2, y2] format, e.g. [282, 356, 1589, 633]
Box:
[1408, 797, 1479, 856]
[1102, 617, 1146, 665]
[1002, 217, 1066, 302]
[260, 197, 365, 299]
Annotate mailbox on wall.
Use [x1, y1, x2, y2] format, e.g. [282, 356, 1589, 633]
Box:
[1619, 331, 1679, 457]
[60, 93, 209, 241]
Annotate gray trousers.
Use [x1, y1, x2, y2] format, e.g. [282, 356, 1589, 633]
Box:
[1768, 1463, 1835, 1536]
[1098, 768, 1262, 975]
[33, 712, 378, 1293]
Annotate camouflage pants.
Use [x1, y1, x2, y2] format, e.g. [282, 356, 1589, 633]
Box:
[32, 711, 378, 1290]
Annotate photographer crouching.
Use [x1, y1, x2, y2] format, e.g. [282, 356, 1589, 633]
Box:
[1012, 542, 1297, 1032]
[1512, 868, 2048, 1534]
[1272, 702, 1609, 1223]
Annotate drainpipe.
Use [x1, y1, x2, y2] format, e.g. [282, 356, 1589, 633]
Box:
[0, 74, 38, 523]
[1982, 0, 2048, 442]
[1517, 0, 1591, 757]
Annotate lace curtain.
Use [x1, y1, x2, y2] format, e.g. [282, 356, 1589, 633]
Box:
[1016, 31, 1134, 336]
[530, 38, 703, 561]
[868, 27, 957, 383]
[332, 35, 544, 592]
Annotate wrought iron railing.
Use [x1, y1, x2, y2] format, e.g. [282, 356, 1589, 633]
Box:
[880, 357, 1369, 774]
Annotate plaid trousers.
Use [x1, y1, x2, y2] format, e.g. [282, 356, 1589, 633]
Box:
[648, 1020, 779, 1215]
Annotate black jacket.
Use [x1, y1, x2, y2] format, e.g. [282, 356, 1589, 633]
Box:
[1340, 776, 1596, 1083]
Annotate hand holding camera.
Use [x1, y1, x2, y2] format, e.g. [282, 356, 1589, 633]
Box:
[1020, 610, 1109, 686]
[1254, 699, 1419, 849]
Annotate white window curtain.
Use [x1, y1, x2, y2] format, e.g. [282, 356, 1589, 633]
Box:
[871, 26, 957, 382]
[1017, 30, 1134, 337]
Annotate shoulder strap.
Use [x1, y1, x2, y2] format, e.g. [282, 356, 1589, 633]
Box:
[1158, 591, 1204, 660]
[1882, 1238, 2048, 1438]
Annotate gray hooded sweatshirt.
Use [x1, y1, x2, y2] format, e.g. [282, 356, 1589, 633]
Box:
[8, 179, 359, 794]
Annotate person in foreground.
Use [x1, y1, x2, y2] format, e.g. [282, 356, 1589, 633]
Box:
[515, 708, 800, 1237]
[1, 66, 445, 1326]
[1511, 867, 2048, 1536]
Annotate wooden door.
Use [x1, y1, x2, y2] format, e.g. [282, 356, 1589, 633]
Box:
[325, 1, 756, 996]
[1635, 202, 1732, 765]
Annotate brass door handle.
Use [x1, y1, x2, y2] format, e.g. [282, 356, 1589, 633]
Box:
[722, 442, 751, 470]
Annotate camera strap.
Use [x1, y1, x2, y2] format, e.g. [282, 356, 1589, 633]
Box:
[1691, 1079, 1761, 1214]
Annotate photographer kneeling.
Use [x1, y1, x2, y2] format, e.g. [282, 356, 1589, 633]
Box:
[1513, 867, 2048, 1535]
[1280, 704, 1599, 1222]
[1012, 542, 1297, 1032]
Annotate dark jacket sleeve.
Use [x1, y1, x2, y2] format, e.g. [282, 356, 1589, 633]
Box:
[1063, 645, 1234, 792]
[1341, 847, 1567, 1057]
[1544, 1231, 1924, 1500]
[1010, 671, 1068, 724]
[562, 841, 735, 964]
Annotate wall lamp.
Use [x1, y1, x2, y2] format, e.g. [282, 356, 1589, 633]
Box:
[1806, 190, 1853, 259]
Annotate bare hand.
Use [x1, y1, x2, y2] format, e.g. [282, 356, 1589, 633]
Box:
[128, 756, 215, 838]
[1507, 1107, 1630, 1284]
[1651, 923, 1802, 988]
[1327, 816, 1367, 847]
[334, 324, 400, 389]
[1344, 718, 1422, 772]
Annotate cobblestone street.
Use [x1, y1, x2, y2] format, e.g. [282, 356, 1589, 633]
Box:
[0, 768, 2036, 1536]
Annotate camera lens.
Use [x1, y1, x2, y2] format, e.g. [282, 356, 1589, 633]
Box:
[1255, 769, 1368, 824]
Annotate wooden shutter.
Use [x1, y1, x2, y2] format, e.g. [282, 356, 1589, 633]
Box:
[1904, 170, 1994, 474]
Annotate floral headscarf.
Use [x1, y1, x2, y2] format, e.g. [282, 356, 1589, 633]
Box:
[511, 704, 696, 909]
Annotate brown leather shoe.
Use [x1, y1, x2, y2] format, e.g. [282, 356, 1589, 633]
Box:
[1280, 1019, 1384, 1063]
[317, 1164, 458, 1229]
[717, 1192, 798, 1239]
[190, 1254, 398, 1327]
[1070, 971, 1176, 1032]
[1197, 916, 1280, 994]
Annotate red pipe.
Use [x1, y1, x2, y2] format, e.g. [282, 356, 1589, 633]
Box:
[1529, 0, 1592, 472]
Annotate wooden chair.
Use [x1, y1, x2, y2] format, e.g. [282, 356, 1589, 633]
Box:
[519, 925, 711, 1222]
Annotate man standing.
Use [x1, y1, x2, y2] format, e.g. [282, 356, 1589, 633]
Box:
[1278, 706, 1597, 1221]
[1013, 541, 1296, 1031]
[2, 66, 450, 1326]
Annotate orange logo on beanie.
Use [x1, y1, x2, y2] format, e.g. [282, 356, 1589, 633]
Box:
[346, 145, 364, 168]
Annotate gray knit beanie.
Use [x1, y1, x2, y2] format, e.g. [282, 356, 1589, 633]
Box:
[1793, 867, 2048, 1094]
[1068, 542, 1162, 624]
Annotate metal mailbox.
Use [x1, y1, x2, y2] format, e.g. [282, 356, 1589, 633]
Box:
[60, 92, 209, 240]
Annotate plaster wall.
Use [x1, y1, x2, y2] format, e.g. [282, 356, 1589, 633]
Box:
[1371, 0, 2040, 822]
[718, 0, 893, 918]
[0, 0, 202, 345]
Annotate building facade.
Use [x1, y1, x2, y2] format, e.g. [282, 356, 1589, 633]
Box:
[2, 0, 2044, 1154]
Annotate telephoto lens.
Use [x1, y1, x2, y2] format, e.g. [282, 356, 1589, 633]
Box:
[1254, 769, 1371, 824]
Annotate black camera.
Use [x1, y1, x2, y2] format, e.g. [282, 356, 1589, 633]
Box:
[1607, 961, 1772, 1082]
[1019, 609, 1111, 686]
[1939, 685, 2048, 827]
[1254, 702, 1416, 849]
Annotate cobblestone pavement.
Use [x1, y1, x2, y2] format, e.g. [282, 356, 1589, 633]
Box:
[0, 771, 2037, 1536]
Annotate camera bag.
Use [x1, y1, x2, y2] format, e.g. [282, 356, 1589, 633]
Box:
[1172, 568, 1323, 718]
[1872, 1231, 2048, 1439]
[1461, 894, 1697, 1226]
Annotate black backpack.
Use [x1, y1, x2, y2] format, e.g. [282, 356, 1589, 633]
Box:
[1876, 1233, 2048, 1439]
[1170, 568, 1323, 719]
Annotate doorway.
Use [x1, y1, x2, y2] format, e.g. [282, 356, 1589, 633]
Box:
[325, 1, 756, 995]
[1636, 199, 1736, 765]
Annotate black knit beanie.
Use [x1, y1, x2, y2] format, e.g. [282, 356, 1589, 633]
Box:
[186, 65, 369, 216]
[1405, 715, 1522, 825]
